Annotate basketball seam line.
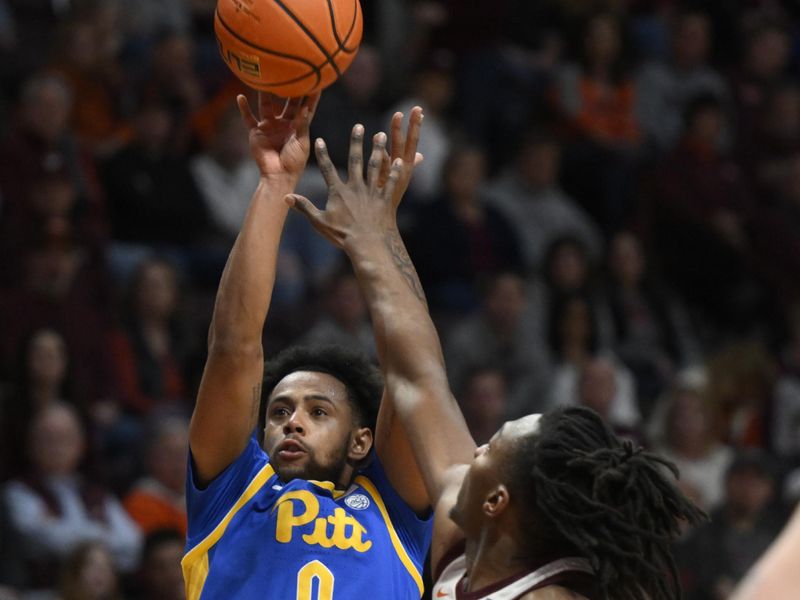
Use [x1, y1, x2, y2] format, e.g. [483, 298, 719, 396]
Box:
[216, 9, 322, 88]
[326, 0, 342, 47]
[270, 0, 342, 77]
[339, 0, 360, 53]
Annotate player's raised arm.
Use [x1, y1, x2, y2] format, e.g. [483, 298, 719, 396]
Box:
[287, 114, 476, 509]
[189, 93, 319, 485]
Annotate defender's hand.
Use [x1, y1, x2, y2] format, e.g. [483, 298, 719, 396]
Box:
[236, 92, 321, 184]
[286, 125, 404, 251]
[380, 107, 424, 209]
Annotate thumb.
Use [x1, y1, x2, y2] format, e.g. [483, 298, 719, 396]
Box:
[285, 194, 324, 224]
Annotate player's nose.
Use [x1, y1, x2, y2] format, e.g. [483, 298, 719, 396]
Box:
[284, 411, 305, 434]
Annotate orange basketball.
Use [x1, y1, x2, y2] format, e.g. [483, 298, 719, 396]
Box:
[215, 0, 363, 98]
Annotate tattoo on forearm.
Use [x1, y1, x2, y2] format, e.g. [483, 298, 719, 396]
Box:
[385, 230, 428, 308]
[251, 382, 263, 425]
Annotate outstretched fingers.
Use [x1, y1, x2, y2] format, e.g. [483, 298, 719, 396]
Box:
[348, 124, 365, 183]
[383, 158, 404, 202]
[403, 106, 423, 165]
[368, 132, 388, 193]
[294, 92, 321, 140]
[236, 95, 259, 130]
[390, 112, 405, 161]
[314, 138, 343, 189]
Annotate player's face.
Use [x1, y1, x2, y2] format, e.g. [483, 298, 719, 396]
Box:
[450, 414, 542, 535]
[263, 371, 362, 486]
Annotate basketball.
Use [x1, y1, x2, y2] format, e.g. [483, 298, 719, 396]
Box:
[215, 0, 363, 98]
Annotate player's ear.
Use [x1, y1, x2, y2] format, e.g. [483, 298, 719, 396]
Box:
[348, 426, 373, 461]
[483, 484, 509, 519]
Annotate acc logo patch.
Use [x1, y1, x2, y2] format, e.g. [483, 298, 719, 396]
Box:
[344, 494, 370, 510]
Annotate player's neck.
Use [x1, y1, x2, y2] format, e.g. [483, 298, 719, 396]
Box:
[463, 528, 533, 592]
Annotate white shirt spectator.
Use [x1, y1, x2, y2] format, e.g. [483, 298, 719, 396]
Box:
[4, 476, 141, 572]
[191, 154, 260, 241]
[487, 173, 603, 271]
[657, 444, 733, 509]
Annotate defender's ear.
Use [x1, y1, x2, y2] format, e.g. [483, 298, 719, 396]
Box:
[348, 427, 373, 462]
[483, 484, 510, 519]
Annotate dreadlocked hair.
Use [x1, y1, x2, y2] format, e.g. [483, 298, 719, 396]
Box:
[510, 406, 706, 600]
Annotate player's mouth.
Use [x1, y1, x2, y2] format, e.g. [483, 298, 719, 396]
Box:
[277, 438, 308, 461]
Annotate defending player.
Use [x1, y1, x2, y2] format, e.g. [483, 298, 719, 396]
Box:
[183, 93, 432, 599]
[289, 125, 706, 599]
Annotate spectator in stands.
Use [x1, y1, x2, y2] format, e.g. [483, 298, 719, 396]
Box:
[0, 73, 101, 227]
[49, 16, 127, 153]
[554, 11, 641, 231]
[388, 51, 454, 200]
[636, 10, 729, 153]
[556, 10, 641, 146]
[746, 82, 800, 194]
[549, 351, 640, 436]
[101, 100, 208, 279]
[677, 450, 783, 600]
[108, 258, 190, 417]
[445, 273, 549, 419]
[654, 379, 734, 511]
[653, 93, 760, 333]
[120, 0, 190, 42]
[578, 357, 642, 438]
[409, 145, 523, 312]
[132, 529, 185, 600]
[140, 30, 203, 141]
[3, 403, 141, 591]
[1, 329, 71, 480]
[457, 366, 508, 445]
[190, 106, 258, 245]
[486, 132, 602, 272]
[605, 231, 685, 414]
[732, 18, 792, 149]
[123, 418, 188, 538]
[312, 45, 384, 168]
[751, 153, 800, 305]
[300, 266, 377, 360]
[771, 304, 800, 460]
[0, 170, 107, 288]
[59, 541, 124, 600]
[528, 235, 613, 350]
[706, 341, 776, 448]
[0, 235, 116, 412]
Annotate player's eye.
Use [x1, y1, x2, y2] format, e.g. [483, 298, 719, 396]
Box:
[311, 407, 327, 417]
[271, 407, 290, 417]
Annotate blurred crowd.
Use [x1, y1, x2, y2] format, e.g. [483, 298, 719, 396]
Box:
[0, 0, 799, 599]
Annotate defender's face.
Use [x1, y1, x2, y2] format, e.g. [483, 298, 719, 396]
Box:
[263, 371, 359, 486]
[450, 415, 542, 533]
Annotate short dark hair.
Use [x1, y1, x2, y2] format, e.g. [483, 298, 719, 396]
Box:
[261, 345, 382, 433]
[509, 406, 706, 600]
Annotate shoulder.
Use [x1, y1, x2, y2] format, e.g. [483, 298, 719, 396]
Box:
[522, 585, 591, 599]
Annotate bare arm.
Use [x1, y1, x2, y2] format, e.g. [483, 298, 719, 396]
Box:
[189, 93, 318, 485]
[731, 503, 800, 600]
[287, 118, 476, 511]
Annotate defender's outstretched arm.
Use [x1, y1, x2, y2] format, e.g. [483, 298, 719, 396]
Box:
[288, 116, 476, 511]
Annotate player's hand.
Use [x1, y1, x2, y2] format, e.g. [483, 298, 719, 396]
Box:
[379, 107, 424, 209]
[236, 92, 321, 184]
[285, 125, 404, 251]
